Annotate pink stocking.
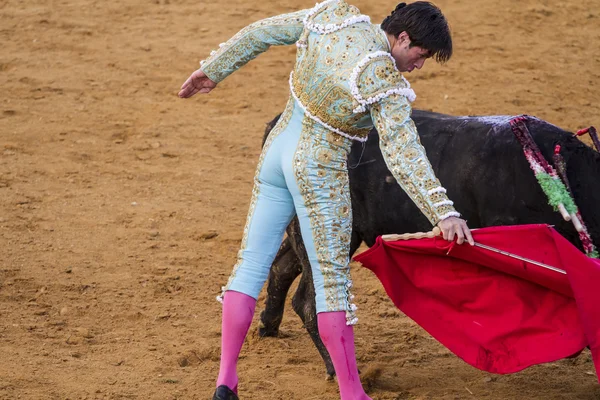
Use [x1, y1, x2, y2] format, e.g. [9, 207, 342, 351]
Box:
[318, 312, 371, 400]
[216, 291, 257, 392]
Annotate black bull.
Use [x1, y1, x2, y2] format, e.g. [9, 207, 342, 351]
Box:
[256, 109, 600, 378]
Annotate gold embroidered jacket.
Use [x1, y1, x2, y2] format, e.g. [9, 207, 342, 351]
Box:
[200, 0, 459, 225]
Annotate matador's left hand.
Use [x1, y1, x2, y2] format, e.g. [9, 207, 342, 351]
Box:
[178, 69, 217, 98]
[437, 217, 474, 246]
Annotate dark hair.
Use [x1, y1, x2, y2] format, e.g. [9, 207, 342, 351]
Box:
[381, 2, 452, 63]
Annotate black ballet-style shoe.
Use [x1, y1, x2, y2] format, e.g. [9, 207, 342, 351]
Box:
[212, 385, 239, 400]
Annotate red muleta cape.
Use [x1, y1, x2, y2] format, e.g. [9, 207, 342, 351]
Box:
[353, 224, 600, 381]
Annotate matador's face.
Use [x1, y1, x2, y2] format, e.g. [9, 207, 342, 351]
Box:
[390, 31, 431, 73]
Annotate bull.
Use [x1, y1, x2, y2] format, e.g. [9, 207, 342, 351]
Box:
[257, 110, 600, 378]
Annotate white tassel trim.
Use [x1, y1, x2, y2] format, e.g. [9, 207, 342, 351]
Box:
[352, 87, 417, 113]
[349, 51, 416, 113]
[216, 286, 226, 304]
[304, 0, 340, 26]
[434, 200, 454, 208]
[439, 211, 461, 220]
[305, 15, 371, 34]
[428, 187, 447, 195]
[344, 278, 358, 325]
[303, 0, 370, 35]
[289, 71, 368, 142]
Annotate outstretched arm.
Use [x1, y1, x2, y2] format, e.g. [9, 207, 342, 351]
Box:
[371, 95, 473, 245]
[179, 10, 306, 98]
[204, 10, 307, 80]
[352, 53, 472, 244]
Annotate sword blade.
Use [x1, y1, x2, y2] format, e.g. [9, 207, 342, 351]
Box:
[473, 242, 567, 275]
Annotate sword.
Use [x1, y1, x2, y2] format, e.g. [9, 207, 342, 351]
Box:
[472, 242, 566, 275]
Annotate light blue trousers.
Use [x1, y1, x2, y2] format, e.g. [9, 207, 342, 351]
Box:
[221, 97, 358, 324]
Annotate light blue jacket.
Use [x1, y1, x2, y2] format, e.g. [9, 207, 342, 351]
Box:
[201, 0, 459, 225]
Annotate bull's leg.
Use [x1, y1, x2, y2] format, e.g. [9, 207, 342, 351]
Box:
[259, 237, 302, 337]
[281, 217, 336, 379]
[292, 263, 337, 379]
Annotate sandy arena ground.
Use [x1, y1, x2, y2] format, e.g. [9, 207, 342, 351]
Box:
[1, 0, 600, 398]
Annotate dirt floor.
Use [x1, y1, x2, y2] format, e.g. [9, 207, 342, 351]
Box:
[1, 0, 600, 398]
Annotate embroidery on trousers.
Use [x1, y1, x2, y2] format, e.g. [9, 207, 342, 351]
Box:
[292, 117, 358, 324]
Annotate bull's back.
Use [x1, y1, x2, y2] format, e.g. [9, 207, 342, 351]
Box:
[348, 111, 589, 247]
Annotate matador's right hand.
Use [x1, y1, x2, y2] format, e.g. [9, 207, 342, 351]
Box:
[178, 69, 217, 98]
[437, 216, 474, 246]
